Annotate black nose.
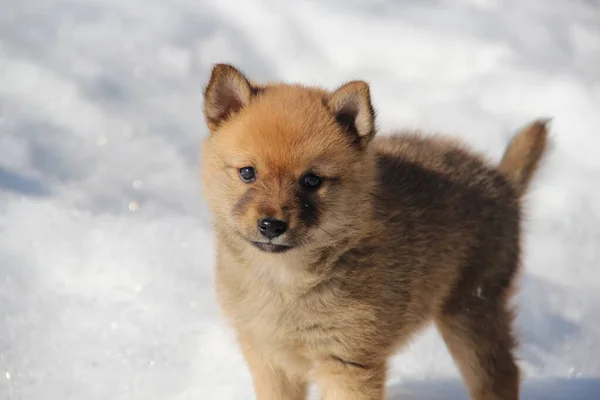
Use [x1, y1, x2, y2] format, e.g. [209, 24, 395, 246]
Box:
[258, 218, 287, 239]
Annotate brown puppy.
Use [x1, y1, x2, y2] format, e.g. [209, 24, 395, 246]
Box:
[200, 64, 548, 400]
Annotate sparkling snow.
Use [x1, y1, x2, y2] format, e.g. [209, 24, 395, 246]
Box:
[1, 0, 599, 399]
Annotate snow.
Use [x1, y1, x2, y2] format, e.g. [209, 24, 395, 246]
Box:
[1, 0, 599, 398]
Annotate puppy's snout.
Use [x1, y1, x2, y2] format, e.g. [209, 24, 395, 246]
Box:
[258, 218, 288, 239]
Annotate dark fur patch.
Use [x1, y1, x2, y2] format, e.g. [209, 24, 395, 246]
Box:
[374, 152, 520, 316]
[296, 189, 321, 228]
[251, 86, 265, 96]
[232, 187, 256, 217]
[375, 153, 512, 219]
[335, 113, 361, 145]
[442, 204, 520, 315]
[205, 83, 264, 130]
[322, 95, 375, 147]
[375, 154, 471, 221]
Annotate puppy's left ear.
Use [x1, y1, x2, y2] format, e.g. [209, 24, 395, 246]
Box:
[327, 81, 376, 147]
[203, 64, 258, 132]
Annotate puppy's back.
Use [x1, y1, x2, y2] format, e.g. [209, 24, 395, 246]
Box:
[363, 132, 521, 310]
[372, 132, 519, 230]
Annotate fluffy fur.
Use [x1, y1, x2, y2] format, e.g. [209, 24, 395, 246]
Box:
[200, 63, 548, 400]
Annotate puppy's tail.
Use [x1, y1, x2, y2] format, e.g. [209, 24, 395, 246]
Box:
[498, 119, 550, 197]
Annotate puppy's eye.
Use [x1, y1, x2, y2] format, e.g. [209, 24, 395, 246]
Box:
[239, 167, 256, 183]
[301, 173, 322, 190]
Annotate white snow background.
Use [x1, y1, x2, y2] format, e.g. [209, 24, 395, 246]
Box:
[1, 0, 599, 399]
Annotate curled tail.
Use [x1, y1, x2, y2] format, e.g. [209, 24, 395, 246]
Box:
[499, 119, 550, 197]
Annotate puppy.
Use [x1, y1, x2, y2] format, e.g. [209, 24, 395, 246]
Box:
[200, 63, 548, 400]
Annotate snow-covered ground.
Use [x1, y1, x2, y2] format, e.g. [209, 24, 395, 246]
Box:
[1, 0, 599, 398]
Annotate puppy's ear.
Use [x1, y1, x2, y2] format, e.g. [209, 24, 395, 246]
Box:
[326, 81, 376, 147]
[203, 64, 258, 131]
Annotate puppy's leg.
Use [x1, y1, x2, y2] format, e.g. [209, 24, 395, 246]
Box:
[315, 358, 386, 400]
[239, 338, 307, 400]
[435, 304, 519, 400]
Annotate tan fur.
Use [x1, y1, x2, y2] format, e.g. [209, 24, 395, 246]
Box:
[200, 64, 549, 400]
[499, 119, 549, 197]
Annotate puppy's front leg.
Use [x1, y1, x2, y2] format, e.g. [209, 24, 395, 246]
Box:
[315, 357, 387, 400]
[239, 337, 307, 400]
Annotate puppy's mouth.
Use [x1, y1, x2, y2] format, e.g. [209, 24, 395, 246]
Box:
[250, 241, 293, 253]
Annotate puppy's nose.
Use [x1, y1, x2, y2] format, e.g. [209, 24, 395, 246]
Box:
[258, 218, 287, 239]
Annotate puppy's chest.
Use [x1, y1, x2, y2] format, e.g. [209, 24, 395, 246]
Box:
[217, 264, 341, 349]
[229, 279, 318, 338]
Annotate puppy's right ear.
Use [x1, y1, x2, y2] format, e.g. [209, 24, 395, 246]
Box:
[203, 64, 257, 131]
[326, 80, 376, 148]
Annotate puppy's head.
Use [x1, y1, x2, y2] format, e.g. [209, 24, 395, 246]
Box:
[201, 64, 377, 254]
